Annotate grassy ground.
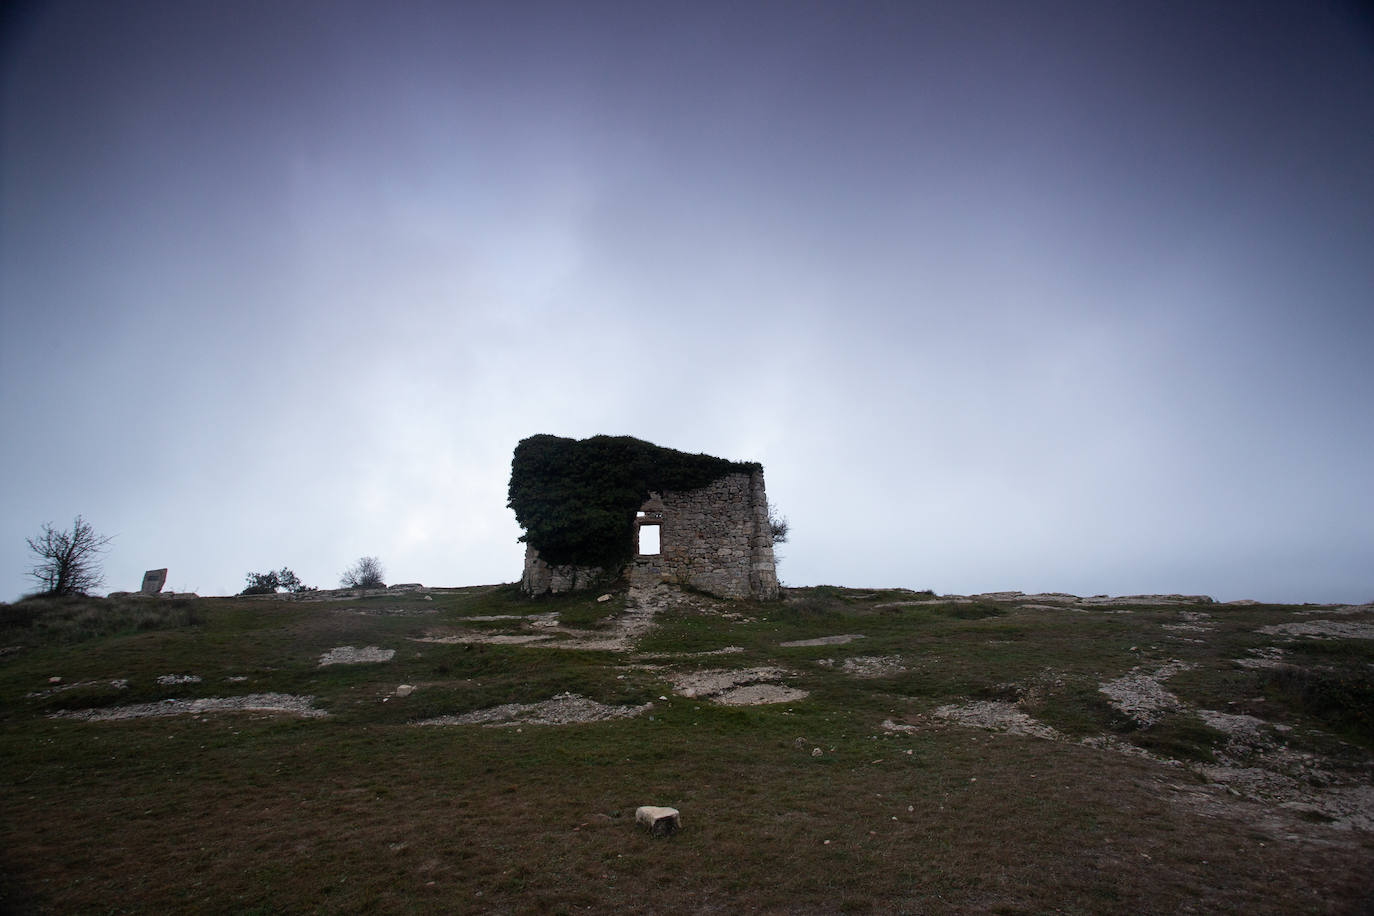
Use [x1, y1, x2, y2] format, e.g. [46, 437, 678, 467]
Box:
[0, 585, 1370, 914]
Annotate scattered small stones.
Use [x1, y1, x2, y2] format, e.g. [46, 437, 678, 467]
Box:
[416, 632, 555, 645]
[53, 693, 327, 721]
[1080, 594, 1214, 607]
[842, 656, 906, 678]
[1162, 610, 1216, 633]
[318, 646, 396, 665]
[880, 719, 921, 734]
[347, 605, 437, 616]
[156, 674, 201, 686]
[779, 634, 864, 648]
[636, 646, 745, 662]
[414, 692, 649, 727]
[1235, 646, 1286, 669]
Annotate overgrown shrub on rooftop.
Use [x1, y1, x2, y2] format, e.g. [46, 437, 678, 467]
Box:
[507, 434, 761, 570]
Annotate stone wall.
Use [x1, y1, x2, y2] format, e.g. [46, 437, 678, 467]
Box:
[520, 546, 609, 597]
[639, 470, 779, 600]
[520, 470, 779, 601]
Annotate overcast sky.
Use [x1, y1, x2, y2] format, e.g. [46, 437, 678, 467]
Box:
[3, 0, 1372, 604]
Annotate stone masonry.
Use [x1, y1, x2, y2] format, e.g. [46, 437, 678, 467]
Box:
[521, 470, 779, 600]
[520, 547, 606, 596]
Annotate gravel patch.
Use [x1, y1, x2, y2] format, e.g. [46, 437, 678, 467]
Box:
[414, 692, 650, 727]
[156, 674, 201, 686]
[817, 655, 907, 678]
[346, 606, 437, 616]
[318, 646, 396, 665]
[53, 693, 327, 721]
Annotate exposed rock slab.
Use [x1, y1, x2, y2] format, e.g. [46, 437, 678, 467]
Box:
[780, 634, 864, 647]
[670, 667, 808, 705]
[414, 692, 649, 727]
[319, 645, 395, 665]
[1098, 661, 1195, 726]
[932, 701, 1063, 740]
[53, 693, 327, 721]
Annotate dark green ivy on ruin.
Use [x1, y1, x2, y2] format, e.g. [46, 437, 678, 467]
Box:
[507, 434, 761, 570]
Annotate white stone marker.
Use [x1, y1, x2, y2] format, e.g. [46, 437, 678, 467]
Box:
[635, 806, 681, 837]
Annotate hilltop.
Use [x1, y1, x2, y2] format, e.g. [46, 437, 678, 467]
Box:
[1, 583, 1371, 913]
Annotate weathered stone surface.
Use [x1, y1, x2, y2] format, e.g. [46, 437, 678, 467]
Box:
[520, 469, 779, 601]
[649, 471, 778, 600]
[140, 569, 167, 595]
[520, 547, 607, 597]
[318, 646, 395, 666]
[635, 805, 681, 837]
[395, 684, 415, 697]
[780, 634, 864, 647]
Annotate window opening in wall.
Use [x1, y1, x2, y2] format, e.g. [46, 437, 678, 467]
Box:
[639, 524, 660, 556]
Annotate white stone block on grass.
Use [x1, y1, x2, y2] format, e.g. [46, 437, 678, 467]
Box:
[635, 805, 681, 837]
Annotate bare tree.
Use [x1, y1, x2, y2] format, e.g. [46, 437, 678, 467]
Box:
[768, 506, 789, 545]
[26, 516, 114, 596]
[340, 556, 385, 589]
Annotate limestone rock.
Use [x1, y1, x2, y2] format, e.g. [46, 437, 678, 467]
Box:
[635, 805, 681, 837]
[395, 684, 414, 697]
[140, 569, 168, 595]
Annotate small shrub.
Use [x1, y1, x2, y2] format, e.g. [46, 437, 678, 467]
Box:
[242, 567, 313, 595]
[1260, 663, 1373, 747]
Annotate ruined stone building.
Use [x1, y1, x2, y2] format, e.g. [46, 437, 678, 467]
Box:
[508, 435, 779, 601]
